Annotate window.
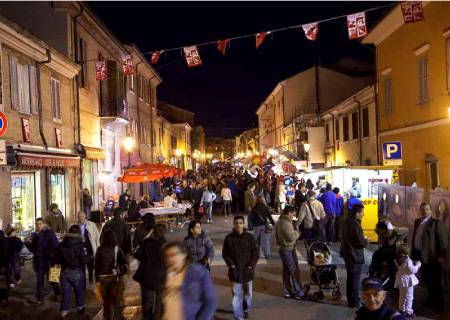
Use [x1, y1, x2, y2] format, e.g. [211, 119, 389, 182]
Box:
[351, 112, 359, 140]
[343, 115, 349, 141]
[362, 107, 370, 138]
[325, 123, 330, 143]
[79, 38, 87, 88]
[335, 119, 340, 140]
[446, 38, 450, 92]
[428, 162, 439, 189]
[418, 56, 428, 103]
[8, 54, 39, 114]
[51, 78, 61, 120]
[383, 77, 393, 115]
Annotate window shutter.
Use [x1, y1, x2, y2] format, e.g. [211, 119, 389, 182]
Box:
[56, 80, 61, 119]
[29, 65, 39, 114]
[18, 63, 31, 114]
[8, 54, 19, 110]
[51, 78, 61, 120]
[418, 57, 428, 103]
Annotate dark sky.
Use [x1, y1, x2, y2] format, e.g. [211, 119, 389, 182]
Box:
[88, 1, 394, 138]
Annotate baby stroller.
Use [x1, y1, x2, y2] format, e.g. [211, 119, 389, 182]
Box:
[304, 240, 341, 301]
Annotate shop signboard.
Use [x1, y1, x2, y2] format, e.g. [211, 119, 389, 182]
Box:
[0, 111, 8, 138]
[383, 141, 402, 165]
[360, 198, 378, 242]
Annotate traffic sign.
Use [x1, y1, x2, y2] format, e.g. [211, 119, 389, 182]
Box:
[383, 142, 402, 165]
[0, 112, 8, 138]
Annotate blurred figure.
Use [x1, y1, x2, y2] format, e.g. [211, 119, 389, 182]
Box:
[333, 187, 344, 241]
[221, 182, 232, 217]
[192, 183, 204, 221]
[77, 211, 100, 285]
[294, 183, 308, 212]
[5, 226, 23, 288]
[162, 242, 216, 320]
[244, 183, 256, 214]
[119, 189, 131, 211]
[101, 208, 132, 256]
[133, 213, 156, 252]
[222, 215, 259, 320]
[82, 188, 93, 220]
[163, 190, 177, 208]
[275, 183, 287, 214]
[201, 185, 216, 223]
[298, 191, 325, 241]
[45, 203, 67, 234]
[183, 220, 214, 267]
[347, 190, 362, 213]
[248, 196, 275, 259]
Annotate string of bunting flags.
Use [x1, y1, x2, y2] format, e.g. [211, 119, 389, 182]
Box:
[94, 1, 424, 80]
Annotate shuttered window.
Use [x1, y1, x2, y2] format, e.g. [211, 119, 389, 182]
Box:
[9, 54, 19, 110]
[51, 78, 61, 120]
[335, 119, 340, 140]
[29, 65, 39, 114]
[352, 112, 359, 140]
[383, 77, 393, 115]
[418, 56, 428, 103]
[8, 54, 38, 114]
[343, 115, 349, 142]
[362, 107, 370, 138]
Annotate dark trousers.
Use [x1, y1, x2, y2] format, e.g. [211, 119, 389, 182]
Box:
[140, 286, 157, 320]
[422, 262, 444, 308]
[36, 267, 59, 302]
[321, 216, 336, 242]
[279, 249, 304, 297]
[302, 228, 315, 241]
[60, 269, 84, 312]
[193, 203, 201, 221]
[99, 277, 124, 320]
[344, 259, 362, 307]
[335, 216, 344, 241]
[10, 257, 21, 284]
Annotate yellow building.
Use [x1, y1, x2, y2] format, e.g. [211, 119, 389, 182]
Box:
[363, 2, 450, 190]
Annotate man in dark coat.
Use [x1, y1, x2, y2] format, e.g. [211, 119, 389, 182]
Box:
[25, 218, 60, 304]
[340, 204, 369, 308]
[294, 183, 308, 211]
[191, 183, 204, 221]
[222, 215, 259, 319]
[411, 202, 448, 311]
[101, 208, 132, 255]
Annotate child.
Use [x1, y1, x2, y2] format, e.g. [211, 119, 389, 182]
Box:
[394, 243, 421, 318]
[5, 226, 23, 288]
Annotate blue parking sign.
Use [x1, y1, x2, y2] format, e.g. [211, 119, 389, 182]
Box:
[383, 142, 402, 165]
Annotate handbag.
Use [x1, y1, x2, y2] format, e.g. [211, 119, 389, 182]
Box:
[198, 206, 205, 215]
[48, 264, 61, 283]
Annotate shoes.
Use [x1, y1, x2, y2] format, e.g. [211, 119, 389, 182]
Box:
[293, 294, 305, 300]
[9, 284, 15, 289]
[284, 294, 293, 299]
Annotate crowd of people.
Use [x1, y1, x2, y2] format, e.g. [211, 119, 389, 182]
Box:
[0, 163, 448, 320]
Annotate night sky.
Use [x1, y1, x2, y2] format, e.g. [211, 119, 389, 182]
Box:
[88, 1, 394, 138]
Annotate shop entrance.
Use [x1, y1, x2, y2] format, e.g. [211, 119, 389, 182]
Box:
[50, 169, 66, 217]
[11, 172, 40, 231]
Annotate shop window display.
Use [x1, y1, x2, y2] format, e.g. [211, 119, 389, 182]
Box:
[11, 173, 36, 231]
[50, 170, 66, 215]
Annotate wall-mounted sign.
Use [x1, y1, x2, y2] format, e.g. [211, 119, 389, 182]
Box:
[55, 128, 63, 148]
[383, 142, 402, 166]
[0, 112, 8, 138]
[21, 118, 30, 143]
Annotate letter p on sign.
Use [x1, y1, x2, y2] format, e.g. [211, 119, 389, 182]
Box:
[386, 144, 398, 158]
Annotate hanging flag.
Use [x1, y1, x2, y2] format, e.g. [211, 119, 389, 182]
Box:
[347, 12, 368, 40]
[401, 1, 424, 23]
[302, 22, 319, 41]
[256, 32, 267, 49]
[183, 46, 202, 68]
[217, 39, 230, 55]
[121, 55, 134, 75]
[95, 60, 107, 81]
[151, 51, 162, 65]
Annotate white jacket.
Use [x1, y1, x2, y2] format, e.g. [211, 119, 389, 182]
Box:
[221, 187, 232, 201]
[395, 257, 421, 288]
[83, 220, 100, 255]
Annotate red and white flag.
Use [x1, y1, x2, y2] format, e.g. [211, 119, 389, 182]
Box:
[401, 1, 424, 23]
[256, 32, 267, 49]
[217, 39, 230, 55]
[347, 12, 368, 40]
[302, 22, 319, 41]
[121, 55, 134, 75]
[95, 60, 107, 81]
[183, 46, 202, 68]
[151, 51, 162, 65]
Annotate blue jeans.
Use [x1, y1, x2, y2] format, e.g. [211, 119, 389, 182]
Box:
[204, 202, 213, 221]
[279, 250, 304, 297]
[35, 266, 59, 302]
[223, 200, 231, 216]
[60, 268, 84, 312]
[232, 281, 252, 319]
[253, 226, 271, 258]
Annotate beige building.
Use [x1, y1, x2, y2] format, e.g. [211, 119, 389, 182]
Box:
[0, 15, 80, 229]
[235, 128, 259, 156]
[322, 86, 378, 167]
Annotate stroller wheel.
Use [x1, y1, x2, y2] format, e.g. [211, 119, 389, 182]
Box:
[332, 290, 342, 300]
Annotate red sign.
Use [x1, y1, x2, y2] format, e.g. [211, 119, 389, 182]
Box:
[302, 22, 319, 41]
[121, 55, 134, 75]
[0, 112, 8, 137]
[183, 46, 202, 68]
[401, 1, 424, 23]
[55, 128, 63, 148]
[347, 12, 368, 40]
[17, 154, 80, 168]
[21, 118, 30, 143]
[95, 60, 107, 81]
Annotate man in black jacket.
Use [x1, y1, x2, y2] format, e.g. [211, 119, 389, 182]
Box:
[191, 183, 204, 221]
[340, 204, 369, 308]
[294, 183, 308, 211]
[222, 215, 259, 320]
[101, 208, 132, 255]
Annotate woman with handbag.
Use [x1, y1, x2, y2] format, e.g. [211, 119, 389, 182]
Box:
[248, 196, 275, 259]
[56, 225, 89, 319]
[298, 191, 325, 241]
[183, 221, 215, 268]
[95, 229, 128, 320]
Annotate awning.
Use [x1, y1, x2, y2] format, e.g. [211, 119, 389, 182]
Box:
[85, 146, 106, 160]
[118, 163, 183, 183]
[16, 152, 80, 168]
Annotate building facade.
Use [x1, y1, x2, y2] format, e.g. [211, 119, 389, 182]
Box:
[205, 137, 235, 161]
[235, 128, 259, 156]
[363, 2, 450, 189]
[0, 15, 80, 229]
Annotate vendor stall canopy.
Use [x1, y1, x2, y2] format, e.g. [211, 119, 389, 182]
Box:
[118, 163, 183, 183]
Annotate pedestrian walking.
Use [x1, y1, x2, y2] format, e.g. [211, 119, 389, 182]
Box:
[5, 226, 23, 288]
[95, 229, 128, 320]
[244, 183, 256, 214]
[119, 189, 131, 211]
[192, 182, 204, 221]
[298, 191, 325, 241]
[133, 224, 168, 320]
[25, 217, 60, 305]
[221, 182, 232, 217]
[355, 278, 404, 320]
[248, 196, 275, 259]
[82, 188, 93, 220]
[161, 242, 216, 320]
[411, 202, 448, 311]
[45, 203, 67, 234]
[347, 190, 362, 213]
[294, 183, 308, 212]
[201, 185, 216, 223]
[77, 211, 100, 285]
[101, 208, 132, 255]
[394, 243, 421, 318]
[274, 206, 305, 299]
[56, 225, 89, 319]
[319, 184, 337, 242]
[184, 220, 215, 267]
[133, 213, 156, 252]
[222, 215, 259, 320]
[275, 183, 287, 214]
[333, 187, 344, 241]
[340, 204, 369, 308]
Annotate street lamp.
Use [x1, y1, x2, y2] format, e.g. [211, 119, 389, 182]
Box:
[123, 136, 135, 168]
[303, 142, 311, 169]
[175, 149, 184, 169]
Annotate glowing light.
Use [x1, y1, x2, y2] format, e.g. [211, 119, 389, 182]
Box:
[303, 143, 311, 153]
[123, 136, 135, 152]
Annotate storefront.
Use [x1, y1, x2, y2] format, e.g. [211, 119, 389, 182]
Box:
[83, 146, 106, 210]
